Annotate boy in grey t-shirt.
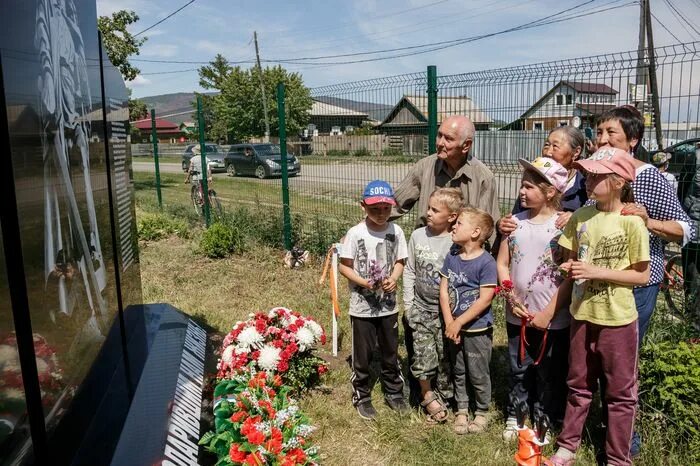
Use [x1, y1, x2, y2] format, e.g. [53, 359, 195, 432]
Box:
[404, 188, 463, 424]
[339, 180, 408, 420]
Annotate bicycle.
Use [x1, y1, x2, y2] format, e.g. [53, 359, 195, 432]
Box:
[189, 172, 223, 219]
[660, 250, 685, 318]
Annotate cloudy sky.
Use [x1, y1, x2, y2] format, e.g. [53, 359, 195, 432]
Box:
[96, 0, 700, 98]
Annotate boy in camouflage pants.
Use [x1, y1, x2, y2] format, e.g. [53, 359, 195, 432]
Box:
[403, 188, 463, 423]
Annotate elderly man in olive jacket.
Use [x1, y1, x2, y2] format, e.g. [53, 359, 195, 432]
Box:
[391, 115, 501, 244]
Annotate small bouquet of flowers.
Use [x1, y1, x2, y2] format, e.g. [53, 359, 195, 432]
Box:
[201, 370, 320, 466]
[217, 307, 327, 393]
[366, 260, 387, 289]
[494, 280, 530, 319]
[496, 280, 549, 366]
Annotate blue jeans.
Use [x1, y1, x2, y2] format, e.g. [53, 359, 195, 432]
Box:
[635, 284, 660, 348]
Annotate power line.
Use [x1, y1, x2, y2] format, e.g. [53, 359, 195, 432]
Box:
[265, 0, 599, 62]
[266, 0, 524, 56]
[141, 68, 199, 75]
[663, 0, 700, 38]
[666, 0, 700, 34]
[129, 0, 634, 73]
[650, 11, 685, 44]
[134, 0, 196, 37]
[266, 1, 633, 66]
[132, 57, 255, 64]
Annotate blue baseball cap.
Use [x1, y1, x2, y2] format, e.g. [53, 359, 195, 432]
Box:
[362, 180, 396, 205]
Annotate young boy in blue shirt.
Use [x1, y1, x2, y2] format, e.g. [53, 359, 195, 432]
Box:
[440, 207, 497, 434]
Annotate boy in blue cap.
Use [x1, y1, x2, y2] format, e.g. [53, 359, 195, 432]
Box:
[339, 180, 409, 420]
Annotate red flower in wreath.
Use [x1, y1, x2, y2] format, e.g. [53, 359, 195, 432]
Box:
[283, 448, 307, 465]
[246, 428, 265, 446]
[264, 427, 283, 454]
[230, 410, 247, 423]
[240, 415, 262, 436]
[244, 451, 263, 465]
[229, 443, 247, 463]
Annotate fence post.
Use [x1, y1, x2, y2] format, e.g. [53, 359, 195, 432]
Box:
[277, 82, 292, 251]
[150, 109, 162, 210]
[196, 95, 211, 227]
[427, 65, 438, 155]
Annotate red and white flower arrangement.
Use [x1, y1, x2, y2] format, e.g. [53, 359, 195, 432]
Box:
[202, 308, 327, 465]
[202, 370, 319, 465]
[217, 307, 327, 383]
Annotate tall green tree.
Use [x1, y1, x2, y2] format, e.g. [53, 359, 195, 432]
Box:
[97, 10, 147, 81]
[196, 57, 312, 142]
[199, 54, 232, 90]
[127, 89, 148, 121]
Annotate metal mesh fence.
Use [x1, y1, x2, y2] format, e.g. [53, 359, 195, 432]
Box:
[134, 42, 700, 314]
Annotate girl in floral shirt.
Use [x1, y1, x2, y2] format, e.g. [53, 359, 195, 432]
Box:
[496, 157, 572, 441]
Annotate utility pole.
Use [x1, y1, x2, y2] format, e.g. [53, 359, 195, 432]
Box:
[645, 0, 664, 149]
[635, 0, 647, 103]
[254, 31, 270, 143]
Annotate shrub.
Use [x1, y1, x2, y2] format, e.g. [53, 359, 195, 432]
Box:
[326, 149, 350, 157]
[301, 216, 351, 256]
[352, 147, 371, 157]
[639, 340, 700, 441]
[137, 212, 189, 241]
[199, 222, 245, 258]
[381, 147, 403, 157]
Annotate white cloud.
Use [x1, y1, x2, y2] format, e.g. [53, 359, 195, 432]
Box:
[141, 44, 180, 58]
[96, 0, 152, 17]
[126, 75, 152, 88]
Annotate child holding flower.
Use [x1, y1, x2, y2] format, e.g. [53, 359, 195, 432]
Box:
[496, 157, 571, 441]
[339, 180, 409, 420]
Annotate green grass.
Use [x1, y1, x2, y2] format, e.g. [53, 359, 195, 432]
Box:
[133, 155, 183, 164]
[135, 190, 699, 465]
[134, 172, 419, 252]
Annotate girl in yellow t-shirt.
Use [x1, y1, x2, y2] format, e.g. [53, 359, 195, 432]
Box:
[548, 148, 650, 466]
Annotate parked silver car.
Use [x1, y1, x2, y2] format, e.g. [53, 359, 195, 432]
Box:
[181, 143, 225, 172]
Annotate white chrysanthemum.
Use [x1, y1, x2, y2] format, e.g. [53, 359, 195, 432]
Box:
[221, 345, 235, 364]
[236, 326, 263, 351]
[257, 345, 281, 371]
[35, 358, 49, 376]
[304, 320, 323, 338]
[268, 306, 292, 318]
[0, 345, 18, 370]
[295, 327, 316, 351]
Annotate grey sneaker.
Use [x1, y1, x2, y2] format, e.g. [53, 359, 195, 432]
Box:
[385, 397, 411, 414]
[357, 401, 378, 420]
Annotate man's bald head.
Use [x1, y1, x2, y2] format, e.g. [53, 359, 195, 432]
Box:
[436, 115, 476, 170]
[442, 115, 475, 144]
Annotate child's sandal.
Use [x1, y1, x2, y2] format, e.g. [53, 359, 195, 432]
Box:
[420, 393, 448, 424]
[467, 414, 489, 433]
[453, 411, 469, 435]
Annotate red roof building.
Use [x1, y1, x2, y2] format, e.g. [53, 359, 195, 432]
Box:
[132, 118, 185, 142]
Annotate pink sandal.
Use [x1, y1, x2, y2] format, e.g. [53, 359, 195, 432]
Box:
[545, 455, 575, 466]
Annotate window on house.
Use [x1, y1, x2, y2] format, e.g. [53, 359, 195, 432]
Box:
[559, 120, 569, 127]
[533, 121, 544, 130]
[555, 95, 563, 106]
[566, 94, 573, 105]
